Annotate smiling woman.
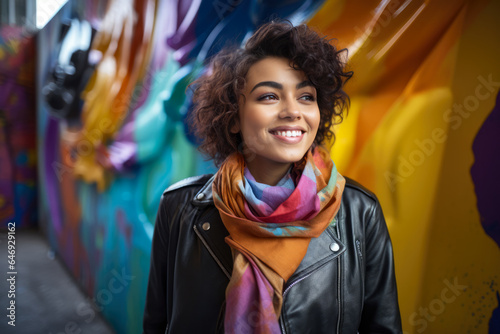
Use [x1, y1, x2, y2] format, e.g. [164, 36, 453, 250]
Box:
[143, 20, 402, 334]
[190, 22, 352, 169]
[234, 56, 321, 185]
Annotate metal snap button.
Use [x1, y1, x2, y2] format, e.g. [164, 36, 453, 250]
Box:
[196, 193, 205, 200]
[202, 222, 211, 231]
[330, 242, 340, 252]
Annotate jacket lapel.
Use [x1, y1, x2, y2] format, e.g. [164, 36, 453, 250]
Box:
[191, 174, 233, 278]
[288, 221, 345, 282]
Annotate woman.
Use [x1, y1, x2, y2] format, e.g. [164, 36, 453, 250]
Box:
[143, 21, 402, 333]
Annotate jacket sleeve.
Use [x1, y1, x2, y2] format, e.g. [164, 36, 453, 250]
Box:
[358, 199, 403, 333]
[143, 193, 170, 334]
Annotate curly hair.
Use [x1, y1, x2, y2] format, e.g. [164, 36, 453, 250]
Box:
[189, 20, 353, 166]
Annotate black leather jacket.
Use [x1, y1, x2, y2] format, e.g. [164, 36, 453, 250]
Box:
[143, 174, 402, 333]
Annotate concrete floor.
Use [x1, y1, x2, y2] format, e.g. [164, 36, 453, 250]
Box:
[0, 229, 115, 334]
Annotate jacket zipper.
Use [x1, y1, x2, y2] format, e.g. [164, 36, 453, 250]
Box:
[283, 272, 314, 297]
[193, 225, 231, 279]
[279, 272, 314, 334]
[355, 239, 363, 260]
[335, 221, 342, 334]
[279, 315, 286, 334]
[355, 238, 365, 317]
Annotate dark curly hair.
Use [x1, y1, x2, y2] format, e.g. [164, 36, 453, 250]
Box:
[189, 20, 353, 166]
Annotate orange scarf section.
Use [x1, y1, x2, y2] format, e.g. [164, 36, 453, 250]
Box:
[213, 146, 345, 281]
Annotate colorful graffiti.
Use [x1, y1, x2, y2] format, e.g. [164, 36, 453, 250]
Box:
[0, 26, 37, 228]
[36, 0, 500, 333]
[320, 1, 500, 332]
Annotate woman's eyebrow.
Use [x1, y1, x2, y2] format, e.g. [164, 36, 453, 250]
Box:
[250, 80, 312, 93]
[296, 81, 313, 89]
[250, 81, 282, 93]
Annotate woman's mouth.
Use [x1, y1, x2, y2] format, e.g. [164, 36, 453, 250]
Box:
[269, 129, 305, 143]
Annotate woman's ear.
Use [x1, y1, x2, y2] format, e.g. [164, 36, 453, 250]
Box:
[231, 96, 244, 134]
[230, 121, 240, 134]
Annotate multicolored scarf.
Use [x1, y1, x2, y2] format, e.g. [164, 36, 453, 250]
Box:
[212, 146, 345, 333]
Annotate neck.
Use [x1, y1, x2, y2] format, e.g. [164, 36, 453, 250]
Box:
[245, 160, 292, 186]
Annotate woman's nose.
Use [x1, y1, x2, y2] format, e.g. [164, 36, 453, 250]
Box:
[279, 99, 301, 120]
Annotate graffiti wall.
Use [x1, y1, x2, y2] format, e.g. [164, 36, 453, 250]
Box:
[37, 0, 500, 333]
[319, 1, 500, 332]
[0, 25, 37, 228]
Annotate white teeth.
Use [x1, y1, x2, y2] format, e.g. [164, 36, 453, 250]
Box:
[274, 130, 302, 137]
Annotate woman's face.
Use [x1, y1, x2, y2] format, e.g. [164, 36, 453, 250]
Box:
[234, 56, 320, 184]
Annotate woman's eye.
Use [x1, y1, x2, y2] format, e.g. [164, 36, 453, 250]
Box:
[258, 94, 278, 101]
[300, 95, 316, 101]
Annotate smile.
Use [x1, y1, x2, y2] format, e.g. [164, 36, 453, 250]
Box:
[269, 129, 305, 143]
[271, 130, 303, 137]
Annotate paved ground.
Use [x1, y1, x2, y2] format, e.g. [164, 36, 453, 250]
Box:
[0, 228, 115, 334]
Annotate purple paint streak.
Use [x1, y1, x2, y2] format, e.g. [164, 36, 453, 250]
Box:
[471, 91, 500, 248]
[470, 90, 500, 334]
